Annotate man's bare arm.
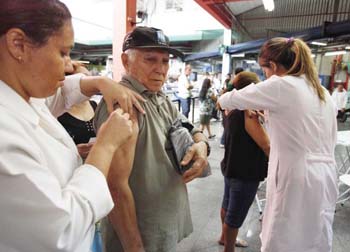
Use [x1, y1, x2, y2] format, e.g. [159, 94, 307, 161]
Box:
[107, 117, 145, 252]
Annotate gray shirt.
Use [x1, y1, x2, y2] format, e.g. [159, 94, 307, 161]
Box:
[94, 75, 193, 252]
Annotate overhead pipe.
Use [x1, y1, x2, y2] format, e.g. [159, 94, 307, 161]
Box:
[240, 12, 350, 21]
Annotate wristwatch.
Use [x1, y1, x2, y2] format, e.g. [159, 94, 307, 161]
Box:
[198, 140, 211, 156]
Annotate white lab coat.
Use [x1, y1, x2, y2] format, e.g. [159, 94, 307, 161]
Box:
[331, 89, 348, 110]
[0, 75, 113, 252]
[219, 75, 338, 252]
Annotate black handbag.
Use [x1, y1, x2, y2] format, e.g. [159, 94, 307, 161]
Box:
[168, 119, 195, 174]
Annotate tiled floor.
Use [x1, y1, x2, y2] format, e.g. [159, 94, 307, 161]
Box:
[176, 119, 350, 252]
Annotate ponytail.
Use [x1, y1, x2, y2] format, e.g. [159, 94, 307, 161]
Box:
[259, 37, 325, 102]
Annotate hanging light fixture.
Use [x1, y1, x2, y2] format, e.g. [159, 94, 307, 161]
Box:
[262, 0, 275, 11]
[311, 41, 327, 46]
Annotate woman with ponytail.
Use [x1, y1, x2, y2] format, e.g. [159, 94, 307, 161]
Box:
[218, 37, 338, 252]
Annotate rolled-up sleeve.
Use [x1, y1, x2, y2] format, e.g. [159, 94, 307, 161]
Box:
[46, 74, 89, 117]
[219, 75, 281, 112]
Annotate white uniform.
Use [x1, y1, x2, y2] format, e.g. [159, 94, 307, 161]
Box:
[219, 75, 338, 252]
[0, 75, 113, 252]
[331, 89, 348, 110]
[177, 74, 192, 99]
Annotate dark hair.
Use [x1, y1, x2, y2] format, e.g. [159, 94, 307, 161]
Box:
[233, 71, 260, 90]
[259, 37, 325, 101]
[0, 0, 71, 46]
[224, 73, 231, 85]
[199, 78, 211, 101]
[234, 67, 244, 75]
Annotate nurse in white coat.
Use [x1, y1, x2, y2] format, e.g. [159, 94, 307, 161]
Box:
[0, 0, 144, 251]
[218, 37, 338, 252]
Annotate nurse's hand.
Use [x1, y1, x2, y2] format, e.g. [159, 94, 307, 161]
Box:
[181, 142, 208, 183]
[85, 108, 134, 177]
[96, 108, 133, 150]
[247, 109, 265, 119]
[98, 78, 146, 115]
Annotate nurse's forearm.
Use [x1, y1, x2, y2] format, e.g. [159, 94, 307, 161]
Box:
[218, 91, 237, 110]
[78, 75, 104, 97]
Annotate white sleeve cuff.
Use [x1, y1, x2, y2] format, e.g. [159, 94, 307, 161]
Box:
[65, 164, 114, 222]
[62, 74, 90, 109]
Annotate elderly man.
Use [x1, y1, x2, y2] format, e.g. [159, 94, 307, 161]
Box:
[94, 26, 210, 252]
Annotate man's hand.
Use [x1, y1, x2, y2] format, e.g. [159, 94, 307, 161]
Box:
[181, 142, 208, 183]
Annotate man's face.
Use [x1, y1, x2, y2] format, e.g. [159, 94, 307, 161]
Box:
[337, 84, 344, 92]
[125, 49, 170, 92]
[185, 65, 192, 76]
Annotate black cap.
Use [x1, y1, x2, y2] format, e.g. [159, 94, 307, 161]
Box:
[122, 26, 184, 59]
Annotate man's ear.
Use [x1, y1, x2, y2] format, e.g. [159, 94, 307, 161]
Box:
[121, 53, 129, 70]
[5, 28, 27, 62]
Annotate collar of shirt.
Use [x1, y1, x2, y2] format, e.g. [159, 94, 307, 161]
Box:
[0, 80, 40, 126]
[0, 80, 79, 153]
[121, 74, 167, 106]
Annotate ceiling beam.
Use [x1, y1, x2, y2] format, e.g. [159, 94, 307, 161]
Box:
[195, 0, 253, 39]
[202, 0, 254, 3]
[194, 0, 232, 29]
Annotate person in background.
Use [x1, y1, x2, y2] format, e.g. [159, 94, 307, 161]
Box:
[177, 64, 194, 118]
[58, 61, 97, 159]
[218, 37, 338, 252]
[204, 71, 211, 81]
[213, 72, 222, 93]
[218, 71, 269, 252]
[0, 1, 145, 251]
[234, 67, 244, 75]
[332, 82, 349, 122]
[211, 72, 221, 120]
[93, 26, 209, 252]
[219, 68, 244, 148]
[223, 73, 232, 91]
[224, 67, 244, 93]
[199, 78, 217, 139]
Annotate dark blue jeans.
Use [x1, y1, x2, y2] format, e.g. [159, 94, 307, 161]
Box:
[179, 97, 191, 118]
[222, 177, 259, 228]
[220, 130, 225, 145]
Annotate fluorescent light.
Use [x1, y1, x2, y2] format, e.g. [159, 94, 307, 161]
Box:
[262, 0, 275, 11]
[324, 51, 346, 56]
[76, 60, 90, 64]
[311, 41, 327, 46]
[232, 53, 245, 58]
[245, 60, 257, 64]
[311, 54, 316, 58]
[346, 46, 350, 50]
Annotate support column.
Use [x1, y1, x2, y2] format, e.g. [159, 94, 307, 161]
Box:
[221, 28, 232, 85]
[112, 0, 136, 80]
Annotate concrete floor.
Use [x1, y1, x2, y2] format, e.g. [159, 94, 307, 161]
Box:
[176, 118, 350, 252]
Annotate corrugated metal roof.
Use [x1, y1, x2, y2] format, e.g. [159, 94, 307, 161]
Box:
[235, 0, 350, 40]
[226, 0, 262, 15]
